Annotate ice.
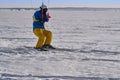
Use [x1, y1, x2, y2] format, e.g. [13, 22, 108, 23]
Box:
[0, 8, 120, 80]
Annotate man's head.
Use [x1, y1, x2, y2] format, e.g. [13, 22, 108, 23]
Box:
[40, 4, 48, 14]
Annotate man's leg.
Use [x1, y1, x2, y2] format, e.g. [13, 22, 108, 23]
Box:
[33, 29, 45, 48]
[43, 30, 52, 45]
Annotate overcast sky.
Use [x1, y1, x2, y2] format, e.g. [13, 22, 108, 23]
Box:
[0, 0, 120, 8]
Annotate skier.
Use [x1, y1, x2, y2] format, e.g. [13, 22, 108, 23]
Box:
[33, 4, 55, 50]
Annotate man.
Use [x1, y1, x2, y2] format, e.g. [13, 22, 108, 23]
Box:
[33, 4, 55, 50]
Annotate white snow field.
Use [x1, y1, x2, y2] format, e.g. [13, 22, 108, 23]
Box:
[0, 8, 120, 80]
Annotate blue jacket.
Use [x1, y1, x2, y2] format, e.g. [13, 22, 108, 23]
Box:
[33, 10, 49, 30]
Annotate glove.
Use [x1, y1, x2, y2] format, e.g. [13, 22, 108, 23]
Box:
[46, 12, 51, 18]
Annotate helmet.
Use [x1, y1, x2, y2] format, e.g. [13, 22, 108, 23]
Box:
[40, 4, 47, 9]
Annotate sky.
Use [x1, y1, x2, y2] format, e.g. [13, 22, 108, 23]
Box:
[0, 0, 120, 8]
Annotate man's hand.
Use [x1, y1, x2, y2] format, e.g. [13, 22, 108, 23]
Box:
[46, 12, 51, 18]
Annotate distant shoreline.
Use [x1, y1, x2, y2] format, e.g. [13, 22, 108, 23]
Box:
[0, 7, 120, 11]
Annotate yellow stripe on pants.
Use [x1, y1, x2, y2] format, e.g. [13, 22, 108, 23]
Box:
[33, 28, 52, 48]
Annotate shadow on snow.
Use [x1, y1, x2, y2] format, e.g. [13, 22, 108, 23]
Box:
[1, 73, 120, 80]
[80, 49, 120, 55]
[82, 58, 120, 63]
[0, 46, 120, 55]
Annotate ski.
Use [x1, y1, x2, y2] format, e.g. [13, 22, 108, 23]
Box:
[24, 46, 80, 52]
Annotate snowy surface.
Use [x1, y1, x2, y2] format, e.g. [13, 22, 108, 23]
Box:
[0, 8, 120, 80]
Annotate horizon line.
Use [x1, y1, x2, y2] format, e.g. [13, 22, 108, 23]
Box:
[0, 6, 120, 9]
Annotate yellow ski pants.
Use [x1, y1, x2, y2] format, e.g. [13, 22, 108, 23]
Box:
[33, 28, 52, 48]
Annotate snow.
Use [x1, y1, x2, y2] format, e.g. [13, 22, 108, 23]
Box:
[0, 8, 120, 80]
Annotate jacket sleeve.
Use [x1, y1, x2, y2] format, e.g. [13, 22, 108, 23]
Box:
[44, 12, 51, 22]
